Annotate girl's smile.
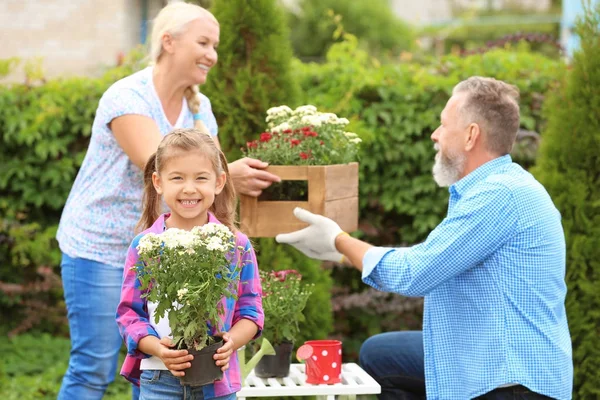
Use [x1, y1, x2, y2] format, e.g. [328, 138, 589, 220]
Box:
[152, 150, 226, 230]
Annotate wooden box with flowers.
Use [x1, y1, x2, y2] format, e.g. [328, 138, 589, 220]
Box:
[240, 105, 361, 237]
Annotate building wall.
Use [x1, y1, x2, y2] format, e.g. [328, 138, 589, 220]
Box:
[0, 0, 144, 81]
[390, 0, 452, 25]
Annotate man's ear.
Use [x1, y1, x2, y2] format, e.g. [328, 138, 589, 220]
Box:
[215, 172, 226, 195]
[465, 123, 482, 152]
[152, 172, 163, 195]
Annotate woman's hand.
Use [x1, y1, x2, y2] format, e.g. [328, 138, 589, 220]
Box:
[156, 337, 194, 377]
[228, 158, 281, 197]
[214, 332, 234, 371]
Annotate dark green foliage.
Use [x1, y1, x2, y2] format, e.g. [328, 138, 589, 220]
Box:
[0, 15, 561, 379]
[203, 0, 300, 159]
[294, 36, 561, 361]
[532, 2, 600, 397]
[287, 0, 414, 60]
[253, 239, 333, 345]
[296, 38, 560, 245]
[203, 0, 332, 344]
[0, 50, 145, 334]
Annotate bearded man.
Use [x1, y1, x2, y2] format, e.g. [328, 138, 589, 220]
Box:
[276, 77, 573, 400]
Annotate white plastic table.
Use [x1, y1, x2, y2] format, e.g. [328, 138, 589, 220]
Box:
[237, 363, 381, 400]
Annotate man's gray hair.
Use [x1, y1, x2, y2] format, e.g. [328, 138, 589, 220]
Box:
[453, 77, 520, 155]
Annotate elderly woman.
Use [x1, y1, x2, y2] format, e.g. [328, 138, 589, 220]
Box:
[56, 3, 279, 399]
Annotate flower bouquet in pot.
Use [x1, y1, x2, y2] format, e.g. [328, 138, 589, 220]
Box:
[254, 269, 314, 378]
[240, 105, 362, 238]
[135, 224, 241, 386]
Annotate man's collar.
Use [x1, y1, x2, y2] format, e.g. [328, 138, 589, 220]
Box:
[449, 154, 512, 196]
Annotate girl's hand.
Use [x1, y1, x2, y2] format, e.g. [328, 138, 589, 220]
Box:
[157, 337, 194, 377]
[214, 332, 234, 371]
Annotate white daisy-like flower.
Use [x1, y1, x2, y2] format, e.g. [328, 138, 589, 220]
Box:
[177, 287, 189, 300]
[294, 105, 317, 115]
[271, 122, 291, 132]
[137, 233, 160, 254]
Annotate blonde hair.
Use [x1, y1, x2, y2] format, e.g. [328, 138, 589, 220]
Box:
[453, 76, 520, 155]
[138, 128, 236, 233]
[150, 2, 218, 132]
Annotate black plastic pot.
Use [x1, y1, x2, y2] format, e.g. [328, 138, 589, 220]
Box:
[179, 337, 224, 387]
[254, 341, 294, 378]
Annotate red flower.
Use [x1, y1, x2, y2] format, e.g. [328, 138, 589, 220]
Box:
[320, 140, 324, 145]
[303, 130, 318, 137]
[260, 132, 272, 142]
[246, 140, 258, 149]
[270, 269, 302, 282]
[283, 129, 293, 134]
[301, 126, 311, 132]
[300, 152, 309, 160]
[290, 139, 301, 147]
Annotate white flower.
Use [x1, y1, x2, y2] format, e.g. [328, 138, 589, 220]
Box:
[350, 138, 362, 144]
[294, 105, 317, 115]
[301, 115, 322, 127]
[160, 228, 195, 249]
[206, 236, 227, 251]
[272, 122, 291, 132]
[267, 105, 292, 116]
[177, 287, 189, 300]
[343, 131, 358, 138]
[137, 233, 159, 254]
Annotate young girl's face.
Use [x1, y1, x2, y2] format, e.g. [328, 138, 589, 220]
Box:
[152, 149, 226, 229]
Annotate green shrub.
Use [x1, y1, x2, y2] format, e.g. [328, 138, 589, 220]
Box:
[297, 38, 560, 244]
[203, 0, 300, 159]
[204, 0, 333, 344]
[287, 0, 414, 60]
[0, 17, 561, 365]
[293, 34, 562, 361]
[0, 53, 143, 334]
[532, 2, 600, 397]
[253, 238, 333, 345]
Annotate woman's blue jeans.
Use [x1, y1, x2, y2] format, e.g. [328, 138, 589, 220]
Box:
[58, 253, 139, 400]
[359, 331, 553, 400]
[140, 370, 236, 400]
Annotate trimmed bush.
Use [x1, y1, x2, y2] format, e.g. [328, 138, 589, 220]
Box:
[532, 2, 600, 397]
[203, 0, 300, 159]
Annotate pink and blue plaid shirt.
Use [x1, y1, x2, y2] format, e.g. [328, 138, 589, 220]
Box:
[116, 213, 264, 398]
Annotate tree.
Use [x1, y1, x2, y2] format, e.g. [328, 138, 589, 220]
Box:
[532, 1, 600, 397]
[203, 0, 331, 345]
[203, 0, 299, 158]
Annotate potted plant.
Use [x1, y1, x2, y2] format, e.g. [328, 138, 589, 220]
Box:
[240, 105, 361, 237]
[254, 269, 314, 378]
[135, 224, 242, 386]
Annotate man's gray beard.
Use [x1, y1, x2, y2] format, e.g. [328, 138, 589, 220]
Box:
[432, 150, 466, 187]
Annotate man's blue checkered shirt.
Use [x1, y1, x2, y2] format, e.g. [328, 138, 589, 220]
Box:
[362, 155, 573, 399]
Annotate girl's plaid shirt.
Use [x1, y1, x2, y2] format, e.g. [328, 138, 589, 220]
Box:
[116, 213, 264, 398]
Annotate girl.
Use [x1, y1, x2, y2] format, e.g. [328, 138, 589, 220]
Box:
[116, 128, 264, 400]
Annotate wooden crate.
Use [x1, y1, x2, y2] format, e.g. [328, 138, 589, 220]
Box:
[239, 162, 359, 238]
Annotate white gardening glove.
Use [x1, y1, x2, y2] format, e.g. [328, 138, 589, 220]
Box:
[275, 208, 345, 263]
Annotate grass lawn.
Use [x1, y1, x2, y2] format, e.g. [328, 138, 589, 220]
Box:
[1, 333, 378, 400]
[0, 333, 131, 399]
